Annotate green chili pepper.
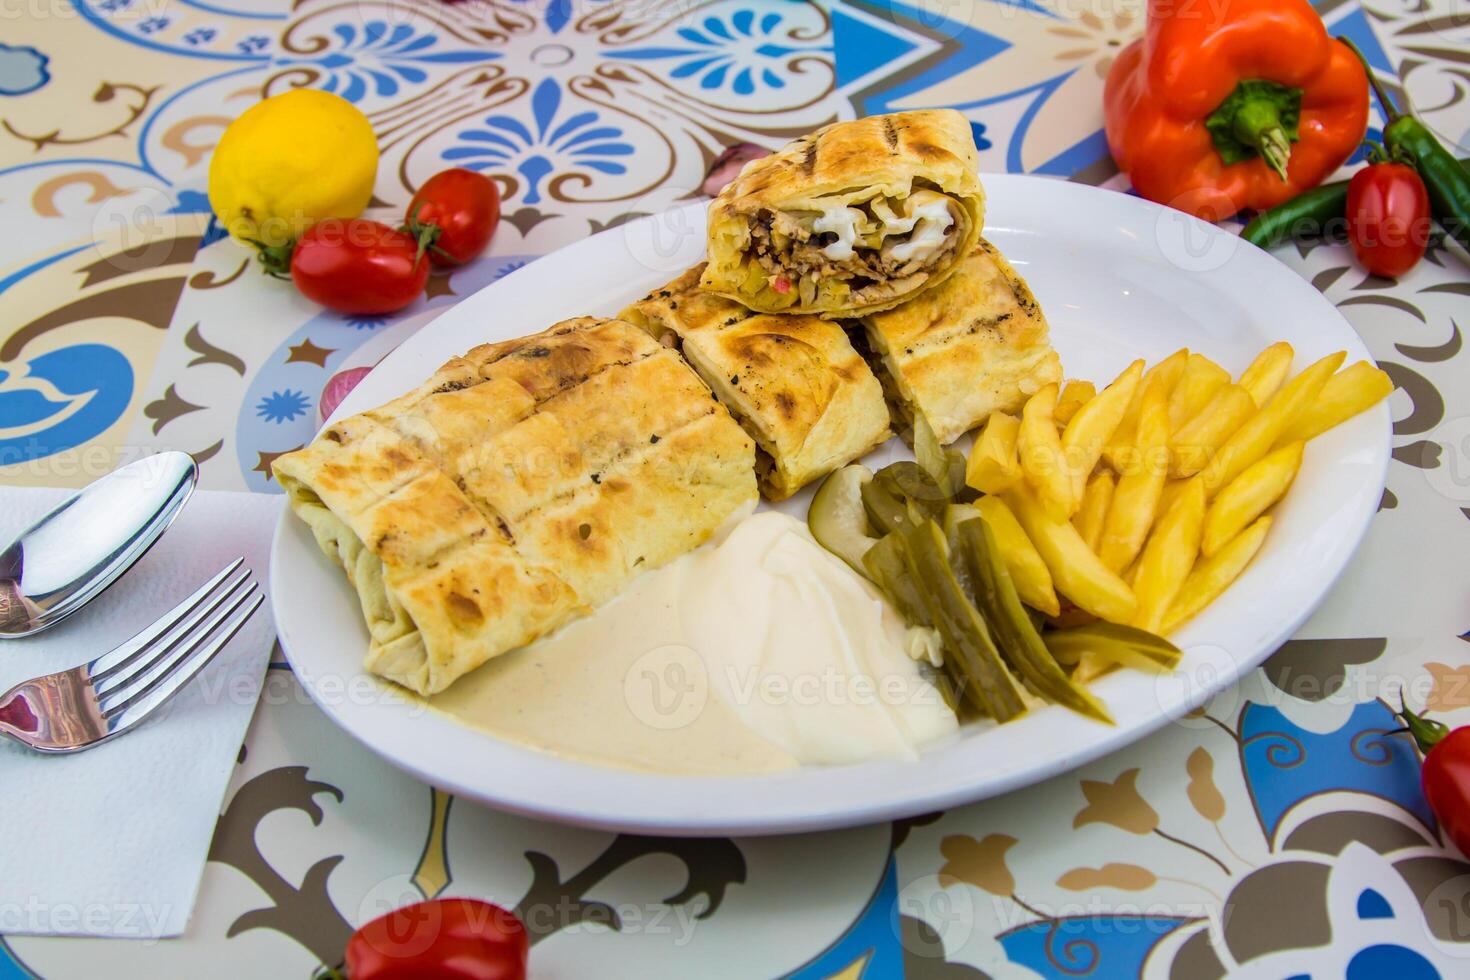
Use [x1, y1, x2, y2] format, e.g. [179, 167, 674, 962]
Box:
[1341, 38, 1470, 255]
[1244, 154, 1470, 249]
[1242, 181, 1354, 249]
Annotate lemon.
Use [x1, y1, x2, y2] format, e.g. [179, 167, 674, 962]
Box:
[209, 89, 379, 250]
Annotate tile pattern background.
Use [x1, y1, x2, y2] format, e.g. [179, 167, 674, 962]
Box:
[2, 0, 1469, 975]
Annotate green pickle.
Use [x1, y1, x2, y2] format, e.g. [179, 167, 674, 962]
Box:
[862, 533, 931, 627]
[1043, 622, 1182, 673]
[956, 517, 1113, 724]
[861, 478, 913, 537]
[900, 520, 1027, 722]
[807, 465, 879, 575]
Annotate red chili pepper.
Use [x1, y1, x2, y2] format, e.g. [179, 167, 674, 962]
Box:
[331, 898, 528, 980]
[1346, 156, 1432, 278]
[1399, 695, 1470, 858]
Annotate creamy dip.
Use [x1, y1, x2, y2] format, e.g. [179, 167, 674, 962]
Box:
[430, 511, 957, 773]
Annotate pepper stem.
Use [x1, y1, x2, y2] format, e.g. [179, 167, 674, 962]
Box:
[1397, 691, 1449, 755]
[1338, 37, 1401, 124]
[1204, 80, 1302, 179]
[1233, 100, 1292, 181]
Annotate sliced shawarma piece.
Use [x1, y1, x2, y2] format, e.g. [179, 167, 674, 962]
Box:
[701, 109, 984, 317]
[857, 238, 1062, 445]
[274, 316, 757, 696]
[621, 265, 891, 499]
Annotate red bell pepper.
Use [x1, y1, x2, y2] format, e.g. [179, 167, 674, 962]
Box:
[327, 898, 528, 980]
[1104, 0, 1370, 221]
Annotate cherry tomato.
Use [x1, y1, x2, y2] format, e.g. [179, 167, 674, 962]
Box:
[1346, 161, 1431, 278]
[1400, 697, 1470, 859]
[343, 898, 527, 980]
[405, 168, 500, 266]
[290, 219, 429, 315]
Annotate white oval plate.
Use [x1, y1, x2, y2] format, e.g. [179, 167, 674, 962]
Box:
[271, 174, 1389, 837]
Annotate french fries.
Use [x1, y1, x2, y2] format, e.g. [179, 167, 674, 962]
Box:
[1170, 385, 1256, 478]
[1006, 482, 1137, 624]
[1055, 380, 1096, 427]
[946, 340, 1371, 679]
[1103, 349, 1188, 470]
[1074, 471, 1115, 552]
[1162, 516, 1272, 633]
[1018, 384, 1076, 519]
[974, 495, 1061, 617]
[1280, 361, 1394, 444]
[1201, 441, 1302, 557]
[967, 411, 1022, 494]
[1167, 354, 1231, 431]
[1238, 342, 1294, 407]
[1131, 477, 1205, 633]
[1098, 374, 1171, 572]
[1062, 359, 1144, 502]
[1202, 352, 1343, 495]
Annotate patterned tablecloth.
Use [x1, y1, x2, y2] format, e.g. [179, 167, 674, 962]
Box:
[2, 0, 1469, 976]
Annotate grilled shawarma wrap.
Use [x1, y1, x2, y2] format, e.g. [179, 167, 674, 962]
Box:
[858, 239, 1062, 445]
[701, 109, 984, 318]
[274, 317, 757, 695]
[621, 265, 891, 499]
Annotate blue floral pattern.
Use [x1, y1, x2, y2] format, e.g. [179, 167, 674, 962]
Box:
[277, 20, 498, 103]
[607, 9, 832, 95]
[442, 79, 634, 204]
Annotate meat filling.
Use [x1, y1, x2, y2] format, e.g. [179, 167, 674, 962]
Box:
[746, 190, 960, 297]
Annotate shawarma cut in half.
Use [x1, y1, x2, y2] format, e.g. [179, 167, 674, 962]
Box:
[701, 109, 985, 318]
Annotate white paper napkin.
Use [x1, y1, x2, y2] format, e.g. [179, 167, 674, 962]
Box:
[0, 487, 280, 938]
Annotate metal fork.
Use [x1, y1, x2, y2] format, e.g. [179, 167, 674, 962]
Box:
[0, 559, 264, 753]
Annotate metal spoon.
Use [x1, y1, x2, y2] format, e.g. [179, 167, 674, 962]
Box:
[0, 451, 198, 638]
